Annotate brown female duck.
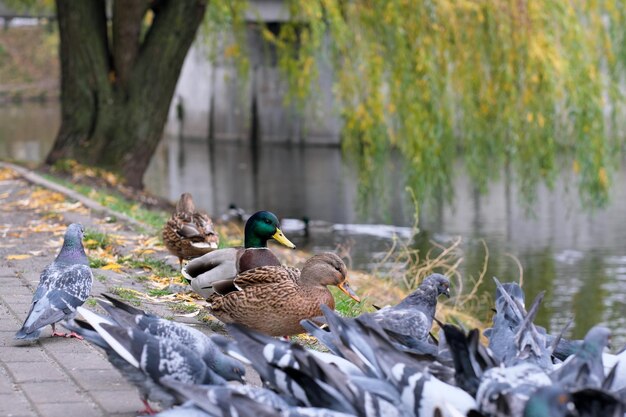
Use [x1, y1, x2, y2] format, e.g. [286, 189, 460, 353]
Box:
[206, 252, 361, 336]
[163, 193, 219, 265]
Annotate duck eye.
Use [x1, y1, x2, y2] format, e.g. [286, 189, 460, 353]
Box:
[264, 219, 271, 224]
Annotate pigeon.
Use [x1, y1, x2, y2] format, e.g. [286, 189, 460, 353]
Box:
[485, 279, 583, 363]
[551, 325, 611, 389]
[524, 385, 625, 417]
[64, 318, 168, 415]
[98, 294, 246, 382]
[15, 223, 93, 341]
[361, 273, 450, 342]
[77, 306, 225, 411]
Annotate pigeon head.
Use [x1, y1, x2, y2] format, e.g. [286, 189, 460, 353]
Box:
[581, 325, 611, 355]
[56, 223, 88, 265]
[523, 386, 574, 417]
[422, 273, 451, 298]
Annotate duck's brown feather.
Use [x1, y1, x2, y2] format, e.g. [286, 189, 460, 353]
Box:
[207, 265, 336, 336]
[162, 195, 219, 262]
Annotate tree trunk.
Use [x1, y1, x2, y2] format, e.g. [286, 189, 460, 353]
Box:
[46, 0, 207, 189]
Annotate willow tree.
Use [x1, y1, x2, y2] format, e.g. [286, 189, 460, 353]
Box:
[45, 0, 207, 188]
[213, 0, 626, 208]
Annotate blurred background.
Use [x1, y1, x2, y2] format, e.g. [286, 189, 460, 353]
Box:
[1, 0, 626, 342]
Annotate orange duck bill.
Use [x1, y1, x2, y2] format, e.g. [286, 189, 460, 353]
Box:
[338, 280, 361, 302]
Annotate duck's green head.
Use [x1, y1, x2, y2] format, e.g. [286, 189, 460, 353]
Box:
[244, 211, 296, 249]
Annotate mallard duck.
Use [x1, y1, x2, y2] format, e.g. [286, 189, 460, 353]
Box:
[162, 193, 219, 265]
[183, 210, 296, 298]
[206, 252, 361, 336]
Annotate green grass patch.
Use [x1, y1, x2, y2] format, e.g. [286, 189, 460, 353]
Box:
[168, 302, 199, 314]
[122, 256, 177, 278]
[84, 298, 97, 307]
[83, 229, 112, 250]
[89, 256, 108, 269]
[95, 274, 107, 283]
[109, 287, 142, 306]
[40, 173, 168, 231]
[148, 288, 173, 297]
[330, 287, 369, 317]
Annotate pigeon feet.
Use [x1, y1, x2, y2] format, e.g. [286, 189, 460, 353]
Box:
[138, 399, 158, 415]
[51, 331, 67, 337]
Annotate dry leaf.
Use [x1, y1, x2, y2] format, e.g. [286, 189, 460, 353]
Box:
[101, 263, 123, 272]
[6, 254, 32, 260]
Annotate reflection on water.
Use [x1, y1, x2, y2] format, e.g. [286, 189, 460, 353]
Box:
[3, 102, 626, 344]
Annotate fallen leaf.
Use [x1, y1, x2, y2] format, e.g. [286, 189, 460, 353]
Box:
[6, 254, 32, 260]
[176, 311, 200, 318]
[101, 263, 123, 272]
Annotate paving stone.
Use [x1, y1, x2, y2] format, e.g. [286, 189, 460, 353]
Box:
[4, 361, 66, 383]
[20, 381, 85, 404]
[71, 368, 131, 391]
[0, 393, 37, 417]
[42, 337, 94, 355]
[36, 402, 103, 417]
[0, 285, 34, 297]
[0, 366, 17, 394]
[89, 390, 143, 415]
[0, 346, 47, 363]
[3, 295, 35, 306]
[0, 331, 22, 347]
[0, 316, 22, 331]
[60, 352, 112, 371]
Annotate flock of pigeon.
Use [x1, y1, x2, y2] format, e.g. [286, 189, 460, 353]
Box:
[12, 221, 626, 417]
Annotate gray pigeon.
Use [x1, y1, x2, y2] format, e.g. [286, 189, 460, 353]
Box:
[15, 223, 93, 340]
[98, 293, 246, 382]
[363, 273, 450, 341]
[551, 325, 611, 389]
[77, 306, 225, 411]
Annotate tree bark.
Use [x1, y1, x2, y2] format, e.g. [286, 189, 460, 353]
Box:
[47, 0, 207, 189]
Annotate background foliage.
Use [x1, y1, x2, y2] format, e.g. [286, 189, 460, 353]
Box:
[206, 0, 626, 210]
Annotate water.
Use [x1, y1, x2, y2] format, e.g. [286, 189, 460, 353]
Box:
[2, 101, 626, 345]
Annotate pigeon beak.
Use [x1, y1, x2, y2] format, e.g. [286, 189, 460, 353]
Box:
[444, 287, 451, 298]
[338, 281, 361, 302]
[272, 228, 296, 249]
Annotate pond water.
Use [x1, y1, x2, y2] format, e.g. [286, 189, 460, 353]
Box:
[2, 101, 626, 345]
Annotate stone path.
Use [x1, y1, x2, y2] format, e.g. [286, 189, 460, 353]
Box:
[0, 170, 223, 417]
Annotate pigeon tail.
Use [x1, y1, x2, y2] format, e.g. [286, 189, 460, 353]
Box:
[14, 326, 41, 341]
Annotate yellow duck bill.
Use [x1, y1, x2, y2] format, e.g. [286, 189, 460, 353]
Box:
[272, 228, 296, 249]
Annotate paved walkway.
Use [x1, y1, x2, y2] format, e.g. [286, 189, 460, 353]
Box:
[0, 170, 204, 416]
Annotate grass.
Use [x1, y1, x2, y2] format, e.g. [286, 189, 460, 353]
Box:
[89, 256, 108, 269]
[83, 229, 112, 250]
[40, 172, 168, 231]
[330, 288, 370, 317]
[95, 274, 107, 283]
[168, 302, 199, 314]
[148, 288, 173, 297]
[109, 287, 142, 306]
[84, 298, 97, 307]
[123, 256, 177, 278]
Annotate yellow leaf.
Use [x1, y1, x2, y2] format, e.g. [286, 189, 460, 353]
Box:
[598, 167, 608, 189]
[102, 263, 123, 272]
[6, 254, 32, 260]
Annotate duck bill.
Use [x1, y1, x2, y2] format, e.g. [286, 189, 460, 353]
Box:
[272, 228, 296, 249]
[338, 281, 361, 302]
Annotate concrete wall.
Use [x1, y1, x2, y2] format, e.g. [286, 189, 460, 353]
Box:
[165, 2, 341, 144]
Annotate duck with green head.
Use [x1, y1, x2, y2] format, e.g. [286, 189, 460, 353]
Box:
[183, 211, 295, 298]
